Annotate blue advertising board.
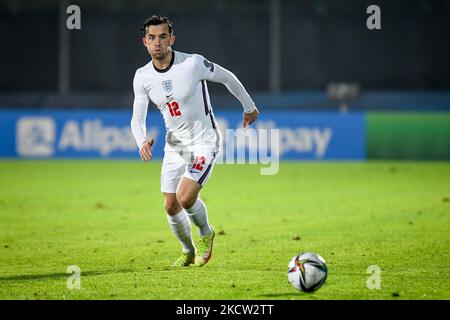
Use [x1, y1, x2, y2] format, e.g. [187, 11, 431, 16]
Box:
[0, 110, 366, 160]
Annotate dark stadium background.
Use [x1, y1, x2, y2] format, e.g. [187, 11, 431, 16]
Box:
[0, 1, 448, 100]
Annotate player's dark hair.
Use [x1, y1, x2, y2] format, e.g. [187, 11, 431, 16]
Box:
[141, 15, 174, 36]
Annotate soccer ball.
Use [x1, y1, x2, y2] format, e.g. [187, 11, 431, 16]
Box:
[287, 252, 328, 292]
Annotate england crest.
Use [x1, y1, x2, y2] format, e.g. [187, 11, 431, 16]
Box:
[162, 80, 173, 92]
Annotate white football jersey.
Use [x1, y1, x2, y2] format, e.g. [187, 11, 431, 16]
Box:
[131, 50, 256, 153]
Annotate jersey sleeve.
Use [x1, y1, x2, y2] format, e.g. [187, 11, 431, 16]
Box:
[193, 54, 257, 113]
[193, 54, 217, 81]
[130, 70, 150, 148]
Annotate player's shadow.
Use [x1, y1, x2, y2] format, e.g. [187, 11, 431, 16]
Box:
[257, 293, 317, 298]
[0, 269, 134, 282]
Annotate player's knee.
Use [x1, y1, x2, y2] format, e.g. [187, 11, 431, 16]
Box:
[164, 199, 182, 215]
[176, 192, 196, 209]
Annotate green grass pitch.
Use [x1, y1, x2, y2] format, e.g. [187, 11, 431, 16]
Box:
[0, 160, 449, 300]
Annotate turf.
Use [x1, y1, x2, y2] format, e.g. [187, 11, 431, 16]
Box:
[0, 160, 449, 300]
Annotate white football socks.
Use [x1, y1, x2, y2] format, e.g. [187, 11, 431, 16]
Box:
[167, 210, 195, 254]
[185, 198, 212, 237]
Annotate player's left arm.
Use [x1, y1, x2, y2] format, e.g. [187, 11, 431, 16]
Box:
[196, 55, 259, 127]
[242, 107, 259, 128]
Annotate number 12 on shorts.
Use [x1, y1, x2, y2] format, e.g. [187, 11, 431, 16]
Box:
[167, 101, 182, 116]
[193, 156, 206, 171]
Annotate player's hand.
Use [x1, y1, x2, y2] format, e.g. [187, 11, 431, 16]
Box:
[139, 138, 154, 162]
[242, 108, 259, 128]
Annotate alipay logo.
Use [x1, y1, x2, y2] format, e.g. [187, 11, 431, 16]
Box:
[16, 117, 56, 157]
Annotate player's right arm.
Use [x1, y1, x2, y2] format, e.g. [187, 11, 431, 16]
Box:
[130, 70, 153, 162]
[139, 138, 154, 162]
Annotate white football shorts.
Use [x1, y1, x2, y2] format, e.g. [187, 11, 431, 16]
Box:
[160, 146, 218, 193]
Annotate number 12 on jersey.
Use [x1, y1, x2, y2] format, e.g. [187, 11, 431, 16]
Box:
[167, 101, 182, 116]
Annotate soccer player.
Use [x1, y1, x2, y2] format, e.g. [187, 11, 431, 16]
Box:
[131, 15, 259, 267]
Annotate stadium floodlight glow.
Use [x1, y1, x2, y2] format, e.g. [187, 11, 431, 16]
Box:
[326, 82, 360, 113]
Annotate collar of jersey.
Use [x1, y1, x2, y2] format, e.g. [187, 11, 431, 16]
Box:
[152, 51, 175, 73]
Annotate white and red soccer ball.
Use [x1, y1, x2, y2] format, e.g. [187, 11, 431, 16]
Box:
[287, 252, 328, 292]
